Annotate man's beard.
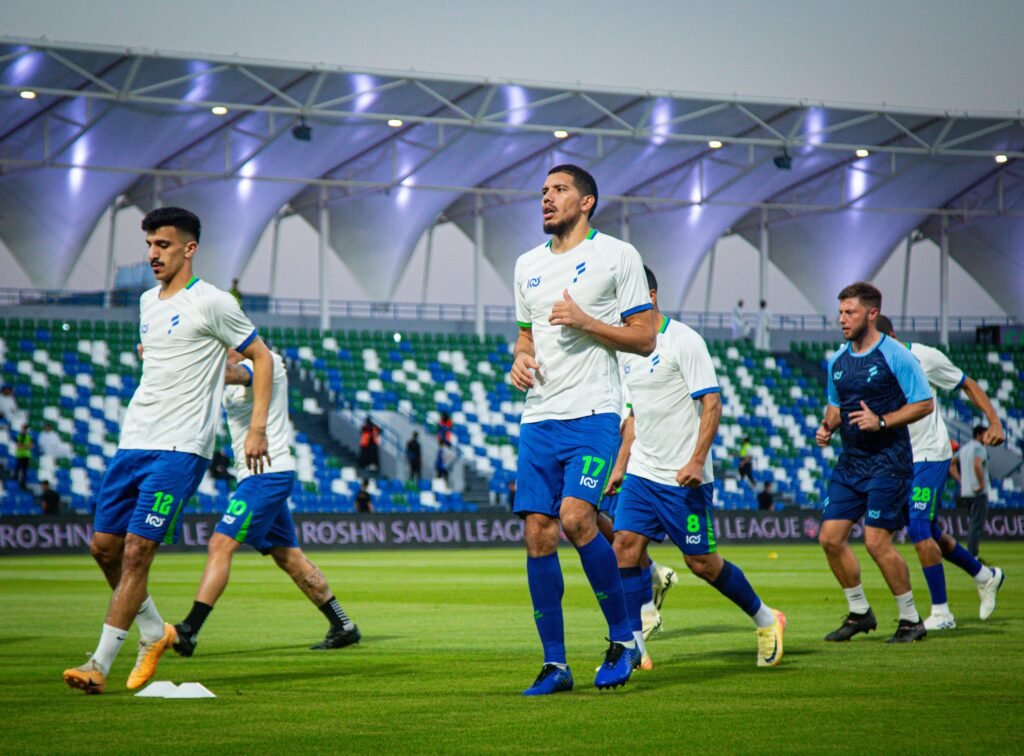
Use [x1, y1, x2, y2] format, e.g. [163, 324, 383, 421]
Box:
[542, 209, 581, 236]
[847, 320, 867, 342]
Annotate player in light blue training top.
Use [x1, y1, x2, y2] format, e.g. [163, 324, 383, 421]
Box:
[510, 164, 657, 695]
[816, 282, 933, 644]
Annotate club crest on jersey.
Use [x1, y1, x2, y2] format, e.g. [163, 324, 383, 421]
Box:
[867, 365, 879, 382]
[572, 261, 586, 283]
[650, 354, 661, 373]
[527, 276, 541, 289]
[167, 313, 181, 335]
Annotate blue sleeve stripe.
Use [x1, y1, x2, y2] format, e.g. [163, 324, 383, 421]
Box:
[956, 373, 967, 390]
[621, 303, 653, 319]
[691, 386, 721, 398]
[235, 329, 258, 352]
[241, 364, 254, 386]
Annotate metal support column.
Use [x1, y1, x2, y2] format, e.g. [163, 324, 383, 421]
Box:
[939, 216, 949, 347]
[900, 234, 913, 321]
[269, 213, 282, 300]
[620, 203, 630, 243]
[318, 187, 329, 334]
[103, 199, 120, 309]
[759, 208, 769, 305]
[703, 241, 717, 319]
[473, 196, 485, 343]
[421, 223, 435, 304]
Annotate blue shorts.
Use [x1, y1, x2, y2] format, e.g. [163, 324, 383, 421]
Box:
[93, 449, 209, 545]
[615, 475, 717, 555]
[906, 460, 950, 543]
[600, 492, 619, 519]
[823, 467, 910, 531]
[214, 472, 299, 552]
[514, 413, 620, 517]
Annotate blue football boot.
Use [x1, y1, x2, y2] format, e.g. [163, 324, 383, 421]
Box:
[522, 663, 574, 696]
[594, 640, 638, 690]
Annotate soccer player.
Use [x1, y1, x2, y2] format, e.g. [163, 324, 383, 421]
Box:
[173, 349, 360, 656]
[610, 266, 786, 668]
[63, 207, 273, 694]
[816, 283, 933, 643]
[875, 316, 1006, 629]
[510, 164, 657, 695]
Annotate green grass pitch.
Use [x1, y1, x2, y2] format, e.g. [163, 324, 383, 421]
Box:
[2, 542, 1022, 753]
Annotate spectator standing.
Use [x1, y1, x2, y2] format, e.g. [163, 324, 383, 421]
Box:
[507, 478, 517, 510]
[958, 426, 991, 557]
[14, 423, 32, 489]
[754, 299, 771, 351]
[405, 431, 422, 481]
[435, 439, 456, 483]
[437, 411, 453, 445]
[737, 436, 755, 487]
[731, 300, 751, 341]
[358, 416, 380, 471]
[355, 479, 373, 514]
[39, 480, 61, 515]
[229, 278, 242, 306]
[758, 481, 775, 511]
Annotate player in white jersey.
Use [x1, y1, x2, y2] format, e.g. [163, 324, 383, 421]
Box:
[510, 164, 657, 695]
[876, 316, 1006, 629]
[172, 350, 361, 657]
[64, 207, 273, 695]
[611, 267, 786, 668]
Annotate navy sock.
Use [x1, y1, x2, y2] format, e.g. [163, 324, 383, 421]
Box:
[710, 560, 762, 617]
[943, 543, 983, 577]
[526, 553, 566, 664]
[576, 536, 632, 643]
[618, 567, 645, 636]
[921, 564, 948, 606]
[640, 564, 654, 607]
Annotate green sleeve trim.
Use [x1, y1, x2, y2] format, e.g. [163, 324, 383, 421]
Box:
[517, 321, 532, 329]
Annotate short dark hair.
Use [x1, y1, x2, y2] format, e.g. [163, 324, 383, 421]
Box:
[973, 425, 987, 439]
[547, 163, 598, 218]
[644, 265, 658, 293]
[837, 281, 882, 311]
[875, 314, 895, 336]
[141, 207, 201, 243]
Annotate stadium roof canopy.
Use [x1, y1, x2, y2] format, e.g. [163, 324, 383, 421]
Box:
[1, 39, 1022, 319]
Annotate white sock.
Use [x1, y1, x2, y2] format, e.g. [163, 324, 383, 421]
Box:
[973, 566, 994, 586]
[545, 662, 568, 670]
[633, 630, 646, 656]
[135, 596, 165, 641]
[843, 584, 871, 614]
[640, 600, 657, 615]
[894, 591, 920, 622]
[752, 603, 777, 628]
[617, 639, 637, 649]
[930, 602, 950, 616]
[92, 624, 128, 675]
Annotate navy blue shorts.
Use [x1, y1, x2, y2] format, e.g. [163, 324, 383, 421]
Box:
[514, 413, 619, 517]
[214, 472, 298, 552]
[823, 467, 910, 531]
[615, 475, 717, 555]
[93, 449, 209, 545]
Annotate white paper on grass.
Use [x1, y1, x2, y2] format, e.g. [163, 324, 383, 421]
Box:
[134, 681, 179, 697]
[167, 682, 216, 698]
[134, 681, 216, 698]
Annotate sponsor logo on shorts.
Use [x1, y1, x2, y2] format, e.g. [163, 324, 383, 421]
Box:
[868, 509, 881, 519]
[579, 476, 598, 489]
[222, 514, 237, 524]
[912, 501, 928, 511]
[145, 514, 166, 528]
[685, 534, 702, 545]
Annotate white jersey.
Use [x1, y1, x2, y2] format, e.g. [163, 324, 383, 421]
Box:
[224, 352, 295, 481]
[619, 316, 720, 486]
[907, 342, 965, 463]
[119, 278, 258, 458]
[513, 229, 652, 423]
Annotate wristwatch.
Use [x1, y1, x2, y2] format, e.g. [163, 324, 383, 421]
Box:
[878, 416, 887, 430]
